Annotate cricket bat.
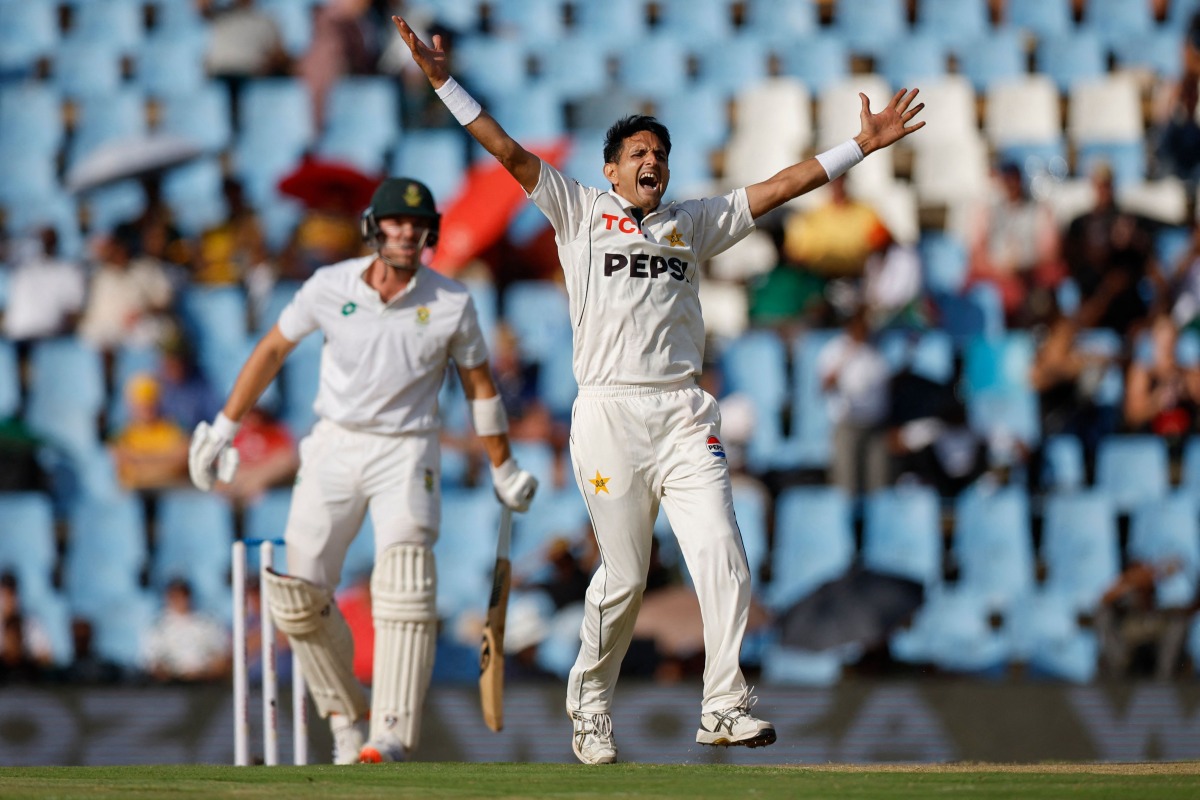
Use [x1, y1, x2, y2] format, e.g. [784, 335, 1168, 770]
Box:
[479, 505, 513, 732]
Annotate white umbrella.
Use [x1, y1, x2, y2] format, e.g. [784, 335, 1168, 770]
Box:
[66, 134, 209, 194]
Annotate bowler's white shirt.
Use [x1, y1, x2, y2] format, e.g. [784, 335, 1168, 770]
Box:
[277, 256, 487, 434]
[529, 160, 754, 387]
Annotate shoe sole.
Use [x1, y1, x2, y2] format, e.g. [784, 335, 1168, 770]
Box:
[696, 727, 777, 748]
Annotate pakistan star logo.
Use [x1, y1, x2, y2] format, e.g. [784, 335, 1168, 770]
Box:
[341, 302, 357, 316]
[666, 227, 686, 247]
[589, 470, 611, 495]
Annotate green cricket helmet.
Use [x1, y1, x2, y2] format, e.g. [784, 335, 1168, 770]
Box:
[360, 177, 441, 246]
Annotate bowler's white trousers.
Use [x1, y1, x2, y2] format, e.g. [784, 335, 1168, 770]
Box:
[283, 419, 440, 588]
[566, 379, 752, 715]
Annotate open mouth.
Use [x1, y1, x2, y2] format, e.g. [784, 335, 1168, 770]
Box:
[638, 171, 660, 192]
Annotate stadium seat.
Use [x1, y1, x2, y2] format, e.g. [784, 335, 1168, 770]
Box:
[64, 493, 147, 612]
[0, 338, 17, 418]
[863, 485, 942, 587]
[877, 34, 949, 91]
[1082, 0, 1154, 49]
[502, 281, 572, 364]
[783, 328, 839, 469]
[1068, 72, 1144, 145]
[915, 0, 989, 54]
[1113, 29, 1186, 79]
[732, 480, 770, 585]
[833, 0, 908, 58]
[720, 330, 789, 470]
[1041, 491, 1120, 612]
[693, 35, 772, 98]
[489, 84, 566, 142]
[454, 36, 532, 101]
[536, 335, 578, 420]
[67, 89, 149, 171]
[774, 36, 850, 95]
[26, 337, 106, 436]
[243, 487, 293, 546]
[179, 285, 251, 393]
[740, 0, 818, 41]
[766, 486, 855, 612]
[67, 0, 145, 54]
[1094, 435, 1170, 513]
[534, 36, 611, 101]
[1040, 434, 1085, 492]
[616, 35, 690, 102]
[162, 157, 227, 237]
[0, 492, 58, 598]
[1004, 0, 1071, 38]
[316, 77, 402, 173]
[135, 32, 208, 96]
[0, 0, 58, 75]
[510, 487, 590, 580]
[957, 29, 1026, 93]
[816, 74, 893, 148]
[724, 77, 812, 190]
[571, 0, 649, 44]
[1004, 589, 1099, 683]
[281, 333, 321, 438]
[890, 585, 1008, 674]
[985, 76, 1065, 162]
[653, 84, 729, 152]
[92, 589, 158, 669]
[434, 487, 500, 621]
[964, 331, 1035, 396]
[0, 83, 65, 157]
[760, 639, 843, 687]
[656, 0, 735, 41]
[953, 485, 1035, 609]
[490, 0, 568, 40]
[911, 133, 991, 206]
[1128, 494, 1200, 609]
[917, 230, 968, 294]
[52, 39, 126, 98]
[157, 81, 233, 152]
[237, 77, 313, 156]
[1035, 32, 1107, 93]
[258, 0, 317, 58]
[391, 130, 468, 205]
[151, 489, 236, 618]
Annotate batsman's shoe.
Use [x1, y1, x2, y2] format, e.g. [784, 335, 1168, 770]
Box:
[569, 710, 617, 765]
[330, 715, 365, 765]
[358, 736, 406, 764]
[695, 687, 776, 748]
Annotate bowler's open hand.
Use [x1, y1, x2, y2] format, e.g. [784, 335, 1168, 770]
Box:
[856, 88, 925, 155]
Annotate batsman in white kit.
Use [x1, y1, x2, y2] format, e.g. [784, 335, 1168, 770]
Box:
[188, 177, 538, 764]
[395, 16, 925, 764]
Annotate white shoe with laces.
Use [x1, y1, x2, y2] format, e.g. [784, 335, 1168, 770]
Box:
[568, 710, 617, 765]
[695, 686, 777, 748]
[329, 714, 365, 765]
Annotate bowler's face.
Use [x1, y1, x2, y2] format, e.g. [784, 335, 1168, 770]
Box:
[604, 130, 670, 213]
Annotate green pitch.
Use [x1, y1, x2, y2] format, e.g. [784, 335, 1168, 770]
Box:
[1, 762, 1198, 800]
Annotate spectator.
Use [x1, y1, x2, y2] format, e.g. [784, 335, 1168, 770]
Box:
[817, 305, 892, 495]
[156, 336, 221, 432]
[0, 227, 86, 347]
[1168, 219, 1200, 330]
[1095, 560, 1192, 680]
[528, 537, 593, 612]
[216, 405, 300, 504]
[1062, 163, 1161, 336]
[965, 161, 1062, 327]
[1150, 12, 1200, 196]
[889, 394, 989, 498]
[1124, 313, 1200, 438]
[297, 0, 380, 131]
[781, 174, 892, 305]
[109, 373, 191, 491]
[0, 614, 45, 684]
[202, 0, 291, 127]
[0, 573, 54, 672]
[192, 178, 270, 288]
[140, 579, 231, 683]
[77, 224, 175, 354]
[60, 618, 123, 685]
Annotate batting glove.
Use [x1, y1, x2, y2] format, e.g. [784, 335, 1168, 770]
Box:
[188, 413, 241, 491]
[492, 458, 538, 512]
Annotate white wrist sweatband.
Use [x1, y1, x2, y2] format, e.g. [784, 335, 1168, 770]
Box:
[212, 412, 240, 442]
[470, 395, 509, 436]
[491, 457, 517, 483]
[815, 139, 864, 181]
[434, 77, 482, 127]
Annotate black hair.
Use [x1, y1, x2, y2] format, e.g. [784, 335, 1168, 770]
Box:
[602, 115, 672, 165]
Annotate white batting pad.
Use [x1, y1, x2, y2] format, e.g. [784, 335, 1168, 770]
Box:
[369, 544, 438, 751]
[263, 569, 368, 720]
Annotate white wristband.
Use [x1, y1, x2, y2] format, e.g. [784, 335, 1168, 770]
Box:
[470, 395, 509, 436]
[212, 412, 240, 442]
[815, 139, 864, 181]
[434, 77, 482, 127]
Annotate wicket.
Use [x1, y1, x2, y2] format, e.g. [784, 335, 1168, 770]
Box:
[232, 538, 308, 766]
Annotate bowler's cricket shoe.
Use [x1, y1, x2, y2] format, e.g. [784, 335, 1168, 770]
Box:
[358, 736, 406, 763]
[330, 715, 365, 765]
[569, 710, 617, 764]
[695, 687, 776, 748]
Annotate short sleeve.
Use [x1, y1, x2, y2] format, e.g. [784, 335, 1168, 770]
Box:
[276, 275, 321, 342]
[529, 159, 593, 244]
[680, 188, 755, 262]
[449, 293, 488, 369]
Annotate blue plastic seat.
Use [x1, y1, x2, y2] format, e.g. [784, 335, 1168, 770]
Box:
[720, 330, 789, 469]
[783, 329, 839, 469]
[616, 36, 690, 103]
[151, 489, 236, 617]
[953, 486, 1034, 609]
[775, 36, 850, 95]
[1112, 29, 1185, 79]
[281, 333, 321, 438]
[1004, 0, 1071, 38]
[890, 585, 1008, 673]
[1041, 434, 1085, 491]
[0, 83, 65, 157]
[155, 81, 232, 153]
[67, 0, 145, 54]
[1082, 0, 1154, 49]
[434, 487, 500, 620]
[135, 32, 208, 96]
[1036, 33, 1107, 93]
[1095, 435, 1170, 513]
[534, 37, 611, 100]
[833, 0, 908, 57]
[258, 0, 316, 58]
[510, 487, 590, 579]
[733, 481, 770, 585]
[488, 85, 565, 142]
[93, 589, 158, 669]
[571, 0, 648, 44]
[236, 77, 313, 164]
[0, 338, 18, 418]
[741, 0, 818, 42]
[1004, 589, 1098, 682]
[1074, 141, 1147, 189]
[243, 487, 294, 546]
[692, 36, 770, 98]
[878, 34, 949, 90]
[957, 29, 1026, 93]
[0, 492, 58, 598]
[863, 485, 942, 587]
[67, 493, 148, 574]
[653, 84, 730, 152]
[391, 130, 467, 207]
[1129, 494, 1200, 609]
[0, 0, 59, 74]
[180, 285, 251, 393]
[914, 0, 989, 54]
[67, 89, 149, 171]
[316, 77, 402, 173]
[502, 281, 572, 364]
[1041, 491, 1120, 611]
[760, 638, 843, 686]
[656, 0, 735, 41]
[52, 39, 125, 98]
[454, 36, 531, 101]
[26, 336, 105, 419]
[490, 0, 567, 40]
[767, 486, 855, 612]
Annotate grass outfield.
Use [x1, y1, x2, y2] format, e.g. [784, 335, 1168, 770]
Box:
[0, 762, 1198, 800]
